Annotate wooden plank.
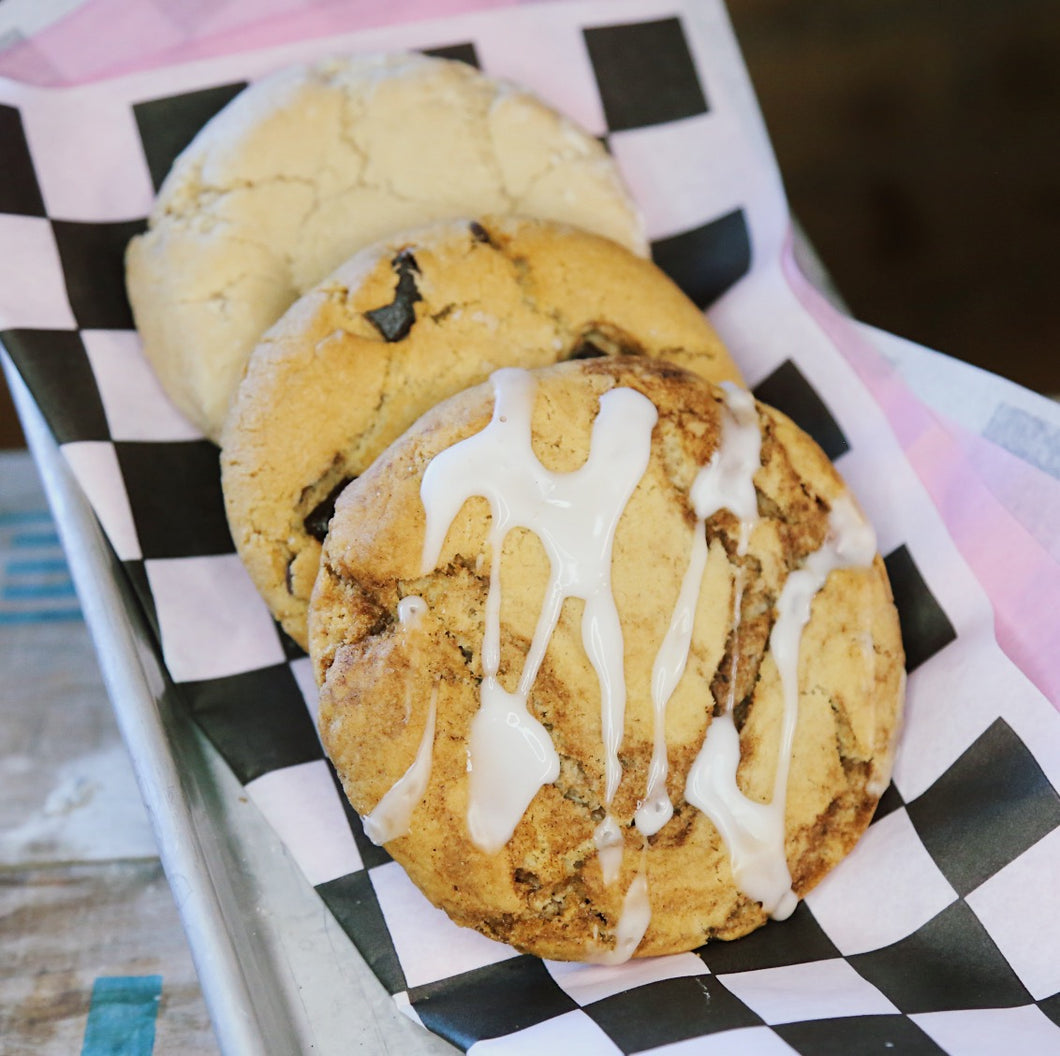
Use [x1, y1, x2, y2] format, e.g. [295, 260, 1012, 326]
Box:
[1, 450, 217, 1053]
[0, 861, 217, 1054]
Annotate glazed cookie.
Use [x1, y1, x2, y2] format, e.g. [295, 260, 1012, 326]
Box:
[126, 51, 649, 441]
[221, 215, 742, 650]
[309, 357, 905, 962]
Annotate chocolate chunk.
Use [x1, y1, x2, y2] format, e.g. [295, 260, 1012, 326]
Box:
[513, 868, 541, 890]
[365, 250, 422, 341]
[469, 220, 494, 245]
[304, 476, 355, 542]
[567, 339, 609, 360]
[733, 694, 753, 732]
[567, 326, 645, 361]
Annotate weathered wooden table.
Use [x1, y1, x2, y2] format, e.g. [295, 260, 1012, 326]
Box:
[0, 448, 218, 1053]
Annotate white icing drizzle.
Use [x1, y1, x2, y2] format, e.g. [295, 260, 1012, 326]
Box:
[396, 595, 428, 722]
[590, 872, 652, 965]
[397, 594, 427, 629]
[419, 368, 657, 854]
[635, 522, 708, 836]
[363, 685, 438, 846]
[464, 677, 559, 853]
[686, 494, 877, 919]
[594, 815, 625, 886]
[689, 384, 761, 540]
[636, 384, 761, 836]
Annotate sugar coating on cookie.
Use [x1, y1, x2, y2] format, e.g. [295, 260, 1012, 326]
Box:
[309, 358, 905, 962]
[220, 215, 742, 650]
[125, 52, 649, 441]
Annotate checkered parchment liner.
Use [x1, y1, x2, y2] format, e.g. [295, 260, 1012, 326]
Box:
[3, 1, 1060, 1051]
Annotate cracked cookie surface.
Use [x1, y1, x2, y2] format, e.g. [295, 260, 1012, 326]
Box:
[308, 358, 904, 961]
[125, 51, 649, 441]
[221, 216, 742, 649]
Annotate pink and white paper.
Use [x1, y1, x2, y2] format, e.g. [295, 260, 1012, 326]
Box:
[3, 1, 1059, 1053]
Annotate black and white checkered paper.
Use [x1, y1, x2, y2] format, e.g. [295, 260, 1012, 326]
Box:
[3, 1, 1060, 1052]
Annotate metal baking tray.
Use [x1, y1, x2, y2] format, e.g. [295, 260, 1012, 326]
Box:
[4, 352, 454, 1055]
[1, 223, 842, 1056]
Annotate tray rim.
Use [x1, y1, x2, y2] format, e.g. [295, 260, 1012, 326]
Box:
[2, 348, 455, 1056]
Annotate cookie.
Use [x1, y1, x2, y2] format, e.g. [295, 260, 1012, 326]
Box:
[308, 357, 905, 962]
[221, 215, 743, 650]
[125, 51, 649, 441]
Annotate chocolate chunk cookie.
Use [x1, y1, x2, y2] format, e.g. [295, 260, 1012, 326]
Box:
[221, 216, 742, 649]
[125, 52, 649, 441]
